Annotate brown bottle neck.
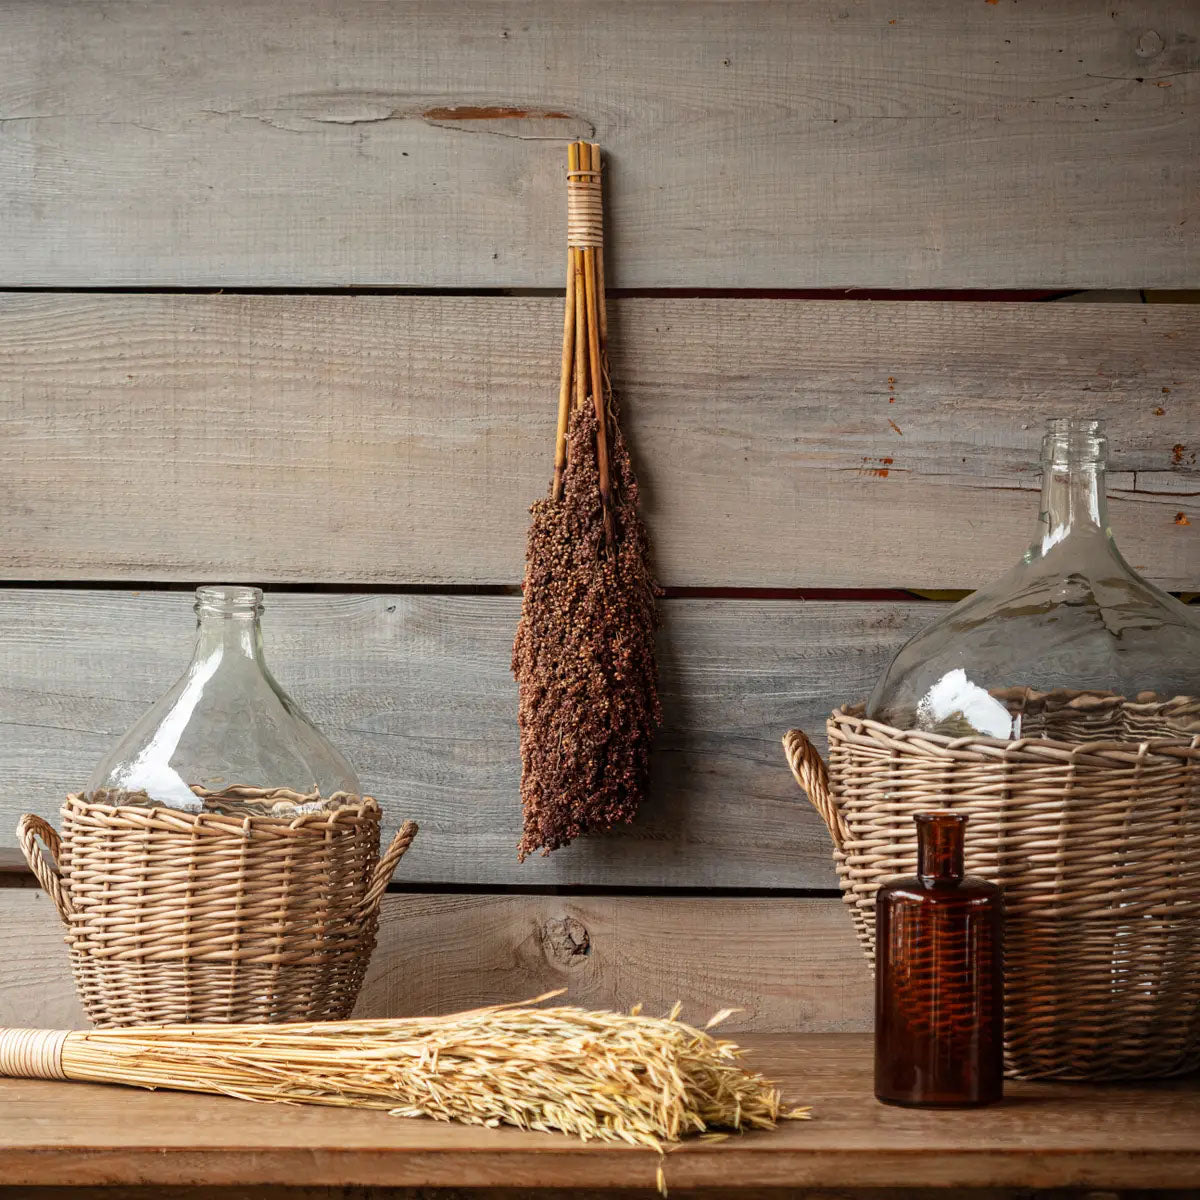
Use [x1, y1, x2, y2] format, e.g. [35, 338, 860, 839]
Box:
[916, 813, 967, 885]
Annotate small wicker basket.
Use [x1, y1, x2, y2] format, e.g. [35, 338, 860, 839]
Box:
[18, 794, 417, 1027]
[784, 700, 1200, 1081]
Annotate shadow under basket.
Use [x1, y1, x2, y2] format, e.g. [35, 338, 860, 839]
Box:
[784, 699, 1200, 1081]
[18, 795, 418, 1027]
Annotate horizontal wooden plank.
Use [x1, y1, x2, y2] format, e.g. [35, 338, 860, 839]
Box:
[0, 849, 37, 884]
[0, 589, 923, 887]
[2, 1, 1197, 288]
[7, 1192, 1168, 1200]
[1, 1035, 1197, 1191]
[0, 890, 871, 1033]
[8, 1192, 1154, 1200]
[2, 296, 1197, 590]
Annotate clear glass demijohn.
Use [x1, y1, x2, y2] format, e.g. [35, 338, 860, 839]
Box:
[868, 419, 1200, 740]
[87, 586, 360, 814]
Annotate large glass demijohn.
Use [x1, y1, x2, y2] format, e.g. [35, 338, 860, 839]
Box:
[87, 586, 360, 814]
[868, 419, 1200, 739]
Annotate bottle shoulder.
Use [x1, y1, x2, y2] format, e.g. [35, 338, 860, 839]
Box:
[866, 545, 1200, 735]
[877, 876, 1002, 905]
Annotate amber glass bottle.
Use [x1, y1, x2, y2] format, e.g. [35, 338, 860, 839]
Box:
[875, 812, 1003, 1107]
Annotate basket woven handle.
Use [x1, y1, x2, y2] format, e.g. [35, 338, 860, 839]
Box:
[782, 729, 849, 852]
[362, 819, 419, 916]
[16, 814, 73, 922]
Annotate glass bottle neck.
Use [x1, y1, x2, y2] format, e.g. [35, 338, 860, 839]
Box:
[193, 611, 266, 664]
[191, 586, 267, 668]
[1034, 458, 1110, 555]
[1027, 422, 1113, 562]
[916, 814, 966, 885]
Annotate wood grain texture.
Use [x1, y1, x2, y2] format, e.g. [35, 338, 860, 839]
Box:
[0, 589, 924, 886]
[11, 1193, 1191, 1200]
[1, 1, 1197, 288]
[0, 890, 870, 1033]
[0, 1035, 1196, 1190]
[2, 295, 1197, 590]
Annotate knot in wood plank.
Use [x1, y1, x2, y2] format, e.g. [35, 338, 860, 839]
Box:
[541, 915, 591, 965]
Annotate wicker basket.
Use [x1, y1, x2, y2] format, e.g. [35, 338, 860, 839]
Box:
[784, 701, 1200, 1081]
[18, 795, 417, 1027]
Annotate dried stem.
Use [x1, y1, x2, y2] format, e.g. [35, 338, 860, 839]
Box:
[574, 146, 614, 550]
[1, 1000, 807, 1162]
[552, 143, 579, 502]
[572, 244, 587, 415]
[591, 143, 609, 365]
[583, 250, 614, 553]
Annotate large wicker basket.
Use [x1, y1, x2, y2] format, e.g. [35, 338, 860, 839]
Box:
[18, 795, 417, 1027]
[784, 700, 1200, 1081]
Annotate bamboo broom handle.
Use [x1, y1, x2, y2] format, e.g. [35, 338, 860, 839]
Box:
[552, 143, 579, 502]
[576, 142, 614, 550]
[569, 139, 596, 413]
[572, 246, 587, 412]
[591, 143, 609, 360]
[582, 253, 614, 551]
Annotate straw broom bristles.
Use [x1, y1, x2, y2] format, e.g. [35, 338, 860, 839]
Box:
[0, 994, 809, 1154]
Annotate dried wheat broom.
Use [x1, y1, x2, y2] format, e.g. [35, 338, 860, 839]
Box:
[512, 141, 662, 859]
[0, 996, 808, 1152]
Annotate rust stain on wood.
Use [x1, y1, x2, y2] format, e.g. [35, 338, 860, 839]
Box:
[422, 106, 571, 121]
[1176, 512, 1191, 526]
[863, 455, 895, 478]
[888, 419, 903, 436]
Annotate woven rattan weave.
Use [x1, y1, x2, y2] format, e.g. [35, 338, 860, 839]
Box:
[784, 700, 1200, 1081]
[19, 795, 417, 1027]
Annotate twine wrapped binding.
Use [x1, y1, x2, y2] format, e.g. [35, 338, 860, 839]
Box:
[784, 696, 1200, 1081]
[19, 794, 417, 1027]
[566, 167, 603, 248]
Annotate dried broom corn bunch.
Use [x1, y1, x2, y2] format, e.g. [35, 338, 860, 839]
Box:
[0, 995, 809, 1155]
[512, 141, 662, 859]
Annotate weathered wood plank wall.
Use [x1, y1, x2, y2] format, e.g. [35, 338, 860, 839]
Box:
[0, 890, 870, 1032]
[0, 296, 1196, 589]
[1, 1, 1196, 287]
[0, 590, 929, 888]
[0, 0, 1196, 1031]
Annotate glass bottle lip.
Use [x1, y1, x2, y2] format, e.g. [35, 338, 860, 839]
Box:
[914, 811, 969, 829]
[195, 585, 264, 618]
[1041, 417, 1107, 467]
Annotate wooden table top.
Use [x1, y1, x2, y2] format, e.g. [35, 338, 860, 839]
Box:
[0, 1034, 1197, 1191]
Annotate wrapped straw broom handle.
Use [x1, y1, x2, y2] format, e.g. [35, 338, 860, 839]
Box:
[781, 729, 849, 852]
[16, 813, 73, 922]
[0, 1027, 71, 1080]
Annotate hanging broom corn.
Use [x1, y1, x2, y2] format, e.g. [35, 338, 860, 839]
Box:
[512, 142, 662, 860]
[0, 997, 807, 1154]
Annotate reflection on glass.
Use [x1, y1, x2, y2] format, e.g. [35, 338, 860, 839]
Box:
[87, 586, 360, 815]
[869, 419, 1200, 739]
